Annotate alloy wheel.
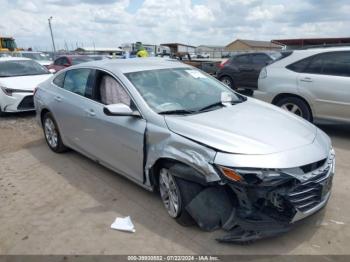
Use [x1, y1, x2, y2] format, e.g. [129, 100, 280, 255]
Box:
[159, 168, 181, 218]
[221, 77, 232, 87]
[44, 118, 58, 148]
[281, 103, 303, 117]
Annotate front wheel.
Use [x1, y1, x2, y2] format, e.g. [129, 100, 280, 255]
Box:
[276, 97, 312, 122]
[42, 112, 68, 153]
[159, 167, 203, 226]
[220, 76, 235, 89]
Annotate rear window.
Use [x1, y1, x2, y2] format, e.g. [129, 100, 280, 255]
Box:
[53, 72, 65, 87]
[286, 56, 312, 73]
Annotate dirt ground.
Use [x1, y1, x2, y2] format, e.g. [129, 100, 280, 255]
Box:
[0, 112, 349, 255]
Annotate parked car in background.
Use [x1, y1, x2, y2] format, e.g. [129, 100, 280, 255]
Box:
[197, 53, 210, 59]
[17, 51, 52, 67]
[256, 47, 350, 123]
[0, 57, 51, 115]
[47, 55, 95, 73]
[34, 58, 334, 243]
[217, 52, 281, 94]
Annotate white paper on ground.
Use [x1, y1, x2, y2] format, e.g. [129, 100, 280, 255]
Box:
[111, 216, 136, 233]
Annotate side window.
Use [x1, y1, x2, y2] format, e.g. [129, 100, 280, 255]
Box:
[252, 54, 270, 65]
[96, 71, 131, 107]
[303, 54, 324, 74]
[63, 69, 93, 98]
[54, 58, 63, 65]
[234, 55, 250, 64]
[53, 72, 65, 87]
[322, 52, 350, 77]
[286, 56, 313, 73]
[62, 58, 70, 66]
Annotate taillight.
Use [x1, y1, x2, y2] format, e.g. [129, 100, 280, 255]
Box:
[219, 59, 229, 69]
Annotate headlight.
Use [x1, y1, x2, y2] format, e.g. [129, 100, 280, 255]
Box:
[218, 166, 285, 185]
[0, 86, 33, 96]
[259, 67, 267, 79]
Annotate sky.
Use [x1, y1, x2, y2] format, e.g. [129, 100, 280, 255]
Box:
[1, 0, 350, 51]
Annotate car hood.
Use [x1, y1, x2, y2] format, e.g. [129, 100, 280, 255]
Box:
[164, 99, 317, 155]
[0, 74, 52, 91]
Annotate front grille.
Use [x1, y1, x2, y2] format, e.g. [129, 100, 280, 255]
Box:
[17, 95, 34, 110]
[287, 156, 334, 212]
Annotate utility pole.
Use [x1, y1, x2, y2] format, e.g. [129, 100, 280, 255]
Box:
[48, 16, 56, 58]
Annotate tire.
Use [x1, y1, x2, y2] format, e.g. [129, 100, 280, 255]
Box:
[158, 167, 203, 226]
[0, 107, 5, 117]
[42, 112, 68, 153]
[276, 96, 312, 122]
[220, 76, 235, 90]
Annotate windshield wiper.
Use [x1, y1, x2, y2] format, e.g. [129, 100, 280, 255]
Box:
[197, 99, 246, 113]
[158, 109, 195, 115]
[198, 102, 224, 112]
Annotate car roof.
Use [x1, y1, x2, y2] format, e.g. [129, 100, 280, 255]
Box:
[74, 57, 191, 74]
[0, 57, 31, 62]
[268, 46, 350, 67]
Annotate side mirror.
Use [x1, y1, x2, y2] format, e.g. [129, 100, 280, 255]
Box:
[103, 103, 141, 117]
[49, 68, 56, 74]
[63, 63, 70, 67]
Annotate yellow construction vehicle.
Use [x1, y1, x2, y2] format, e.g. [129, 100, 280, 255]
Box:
[0, 36, 20, 51]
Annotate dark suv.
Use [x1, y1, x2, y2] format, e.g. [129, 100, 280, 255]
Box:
[217, 52, 281, 93]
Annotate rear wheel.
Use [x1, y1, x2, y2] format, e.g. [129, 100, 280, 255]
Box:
[42, 112, 68, 153]
[220, 76, 235, 89]
[159, 167, 203, 226]
[276, 97, 312, 122]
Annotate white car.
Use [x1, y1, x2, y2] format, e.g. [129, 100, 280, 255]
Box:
[15, 51, 52, 67]
[0, 57, 52, 115]
[256, 47, 350, 123]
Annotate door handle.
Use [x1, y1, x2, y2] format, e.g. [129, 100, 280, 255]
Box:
[85, 109, 96, 117]
[300, 77, 313, 83]
[54, 96, 62, 102]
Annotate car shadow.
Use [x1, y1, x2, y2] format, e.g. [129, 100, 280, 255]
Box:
[0, 111, 36, 119]
[22, 137, 330, 255]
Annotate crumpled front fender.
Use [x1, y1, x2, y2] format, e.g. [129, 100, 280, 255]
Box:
[144, 123, 221, 187]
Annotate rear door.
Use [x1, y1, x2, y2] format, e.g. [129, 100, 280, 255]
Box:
[50, 68, 96, 154]
[233, 54, 253, 87]
[297, 51, 350, 121]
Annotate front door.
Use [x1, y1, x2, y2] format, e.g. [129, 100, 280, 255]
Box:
[80, 70, 146, 183]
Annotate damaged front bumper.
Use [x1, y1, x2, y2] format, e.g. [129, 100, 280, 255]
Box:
[184, 150, 335, 244]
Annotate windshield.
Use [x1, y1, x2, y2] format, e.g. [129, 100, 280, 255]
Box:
[0, 60, 49, 77]
[71, 57, 95, 65]
[125, 68, 243, 114]
[22, 52, 51, 61]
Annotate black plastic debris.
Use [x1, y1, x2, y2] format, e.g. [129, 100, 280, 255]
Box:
[186, 187, 235, 231]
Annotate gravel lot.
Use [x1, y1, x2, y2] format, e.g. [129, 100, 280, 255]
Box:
[0, 112, 349, 255]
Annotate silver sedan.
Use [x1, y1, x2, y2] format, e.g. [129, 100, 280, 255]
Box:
[34, 58, 335, 243]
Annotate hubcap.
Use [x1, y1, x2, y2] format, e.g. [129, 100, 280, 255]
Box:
[221, 78, 231, 87]
[44, 118, 58, 148]
[281, 103, 303, 117]
[159, 168, 180, 218]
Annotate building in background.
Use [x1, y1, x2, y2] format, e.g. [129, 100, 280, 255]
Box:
[271, 37, 350, 49]
[225, 39, 282, 51]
